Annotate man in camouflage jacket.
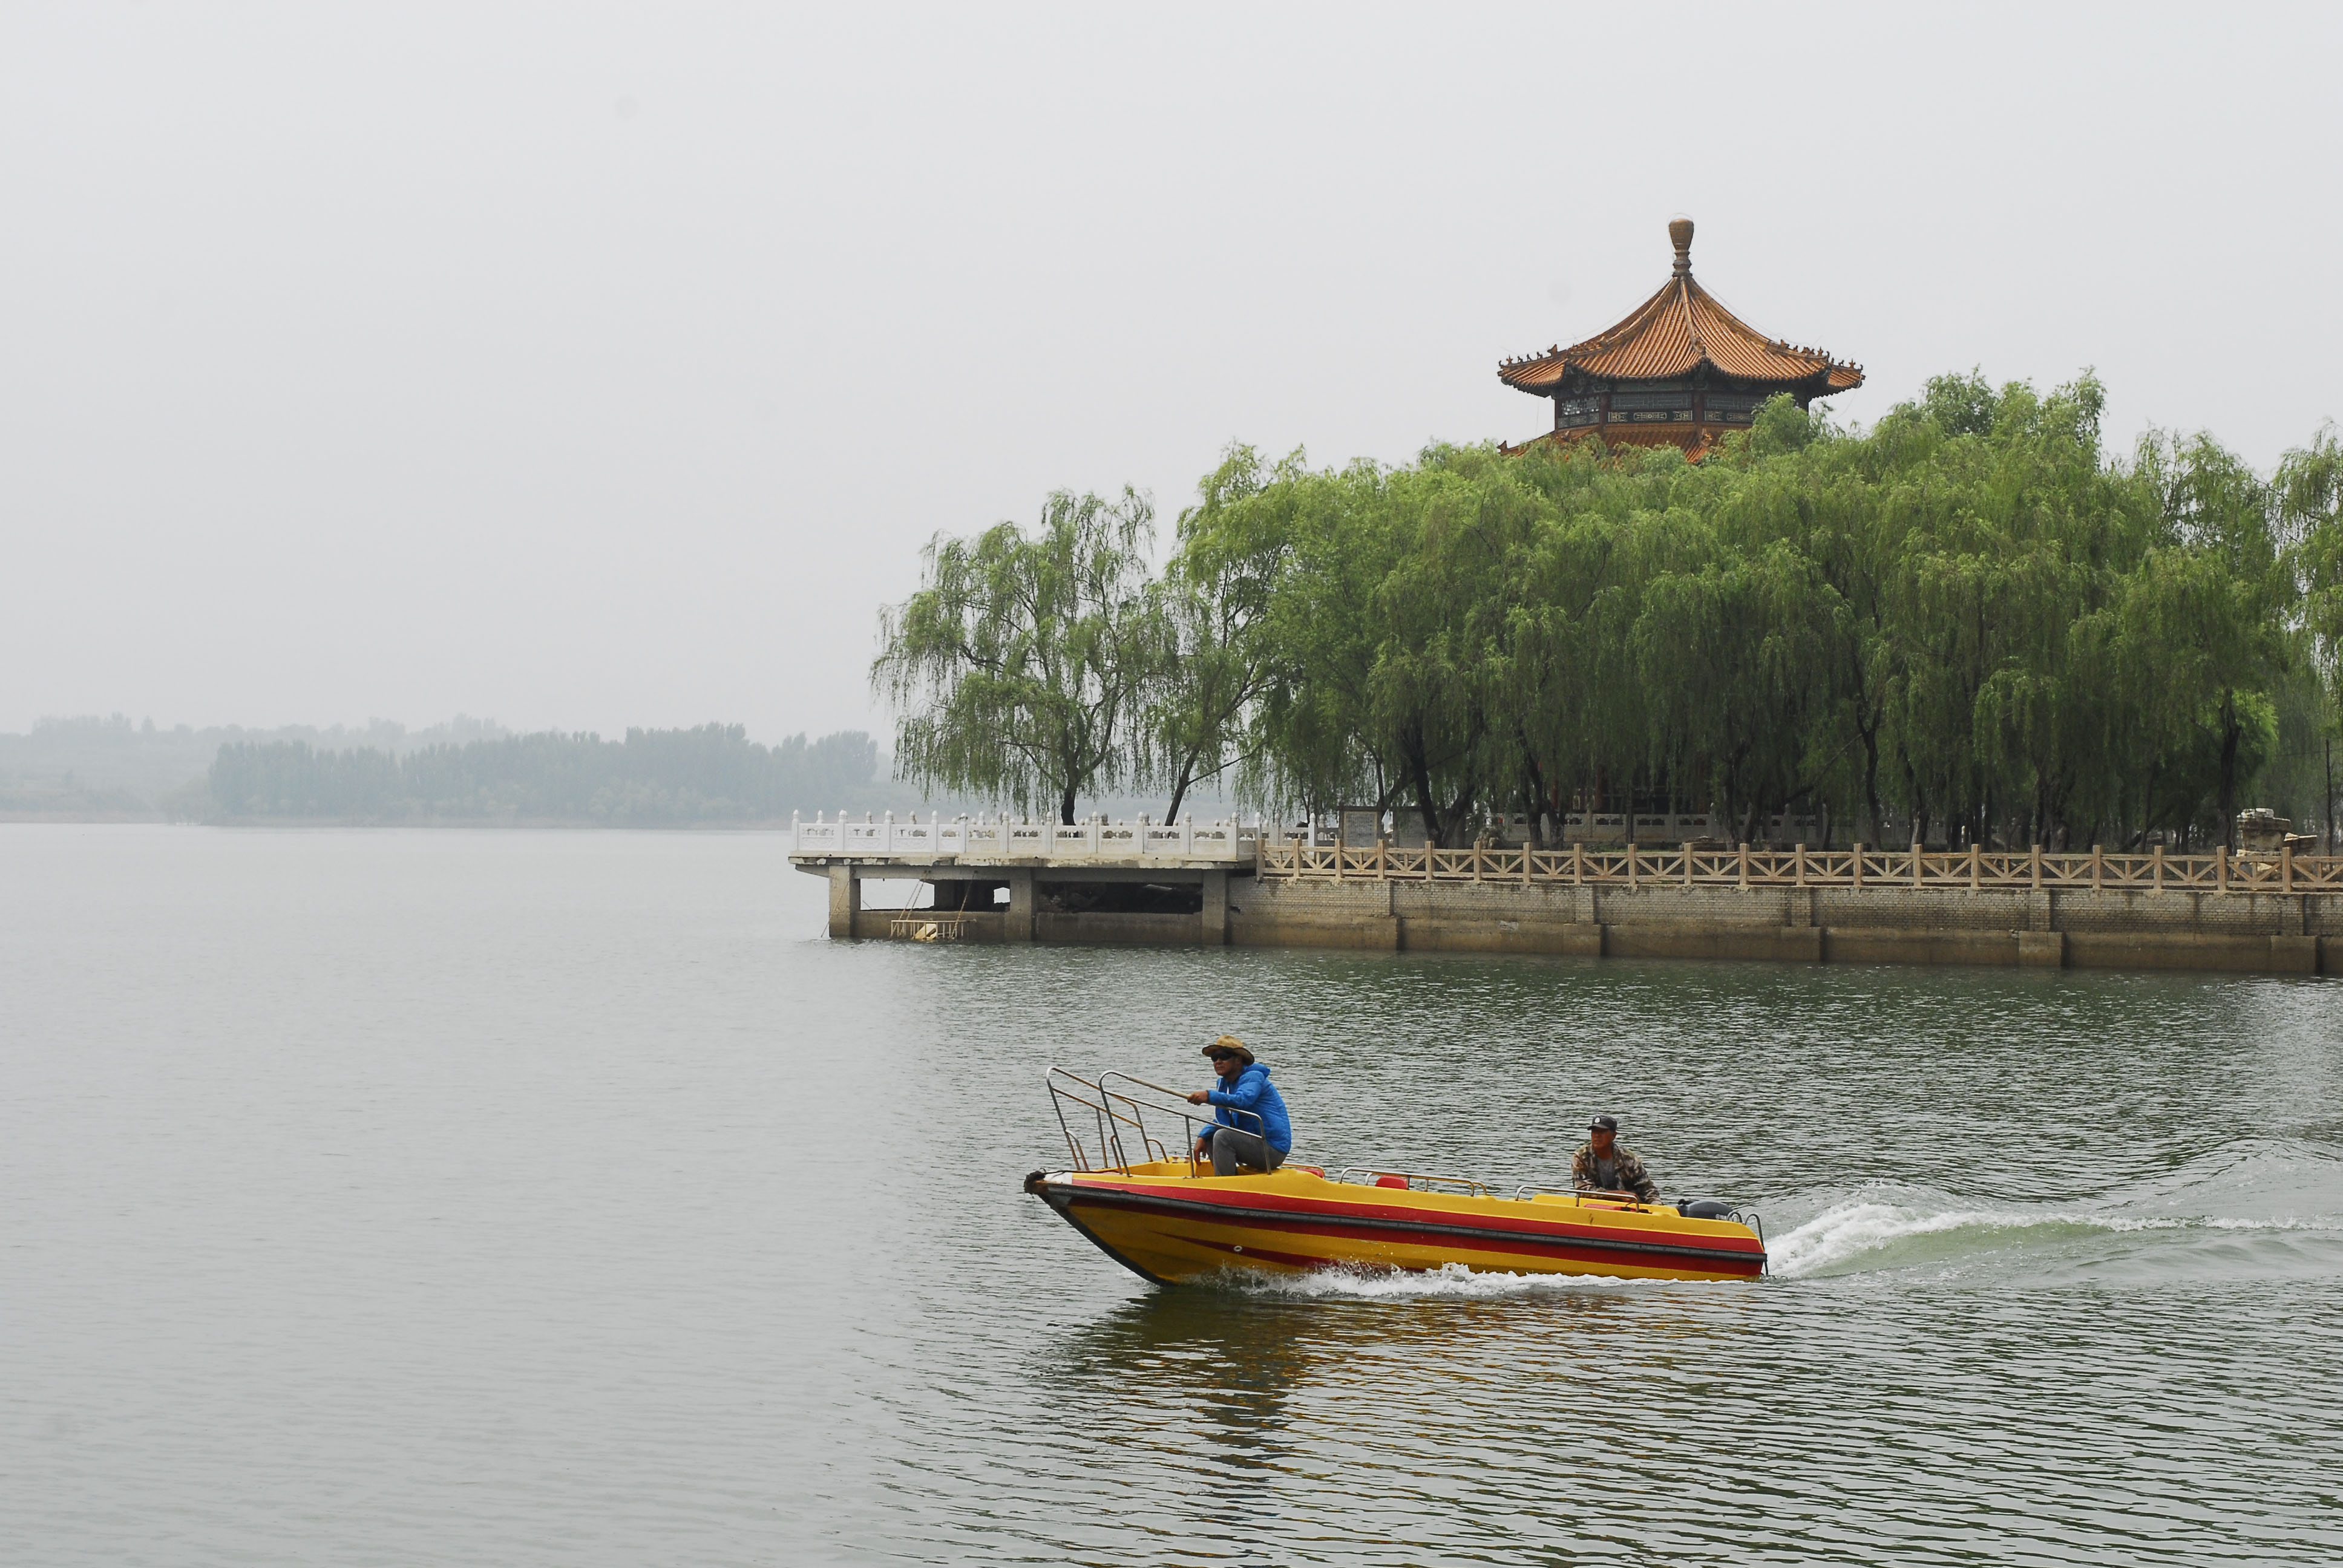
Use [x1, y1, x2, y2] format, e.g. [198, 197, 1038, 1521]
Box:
[1571, 1115, 1659, 1202]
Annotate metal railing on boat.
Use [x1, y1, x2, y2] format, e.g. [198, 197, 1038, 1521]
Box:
[1510, 1183, 1660, 1208]
[1043, 1067, 1273, 1177]
[1332, 1168, 1492, 1197]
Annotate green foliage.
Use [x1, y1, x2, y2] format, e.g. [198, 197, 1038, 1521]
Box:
[871, 373, 2335, 848]
[1921, 370, 1997, 437]
[1748, 392, 1824, 456]
[2284, 426, 2343, 702]
[1143, 447, 1291, 822]
[2281, 425, 2343, 849]
[205, 727, 882, 822]
[875, 490, 1153, 824]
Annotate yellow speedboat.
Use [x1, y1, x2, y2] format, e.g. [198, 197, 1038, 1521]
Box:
[1029, 1069, 1766, 1285]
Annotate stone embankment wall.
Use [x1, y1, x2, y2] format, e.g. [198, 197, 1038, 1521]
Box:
[1218, 878, 2333, 975]
[849, 874, 2337, 976]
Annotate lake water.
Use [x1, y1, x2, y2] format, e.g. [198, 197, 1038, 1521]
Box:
[4, 825, 2338, 1565]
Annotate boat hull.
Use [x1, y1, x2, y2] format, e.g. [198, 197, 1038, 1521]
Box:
[1027, 1163, 1765, 1285]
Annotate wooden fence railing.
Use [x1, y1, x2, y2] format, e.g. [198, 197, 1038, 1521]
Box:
[1256, 840, 2343, 895]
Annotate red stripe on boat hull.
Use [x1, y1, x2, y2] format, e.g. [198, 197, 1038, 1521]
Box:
[1054, 1184, 1764, 1278]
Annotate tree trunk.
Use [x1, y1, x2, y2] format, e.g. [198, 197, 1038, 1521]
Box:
[1862, 734, 1883, 841]
[1519, 737, 1548, 848]
[1852, 653, 1884, 841]
[1406, 727, 1445, 849]
[1164, 760, 1194, 826]
[2217, 691, 2241, 852]
[2326, 736, 2335, 854]
[1060, 782, 1078, 826]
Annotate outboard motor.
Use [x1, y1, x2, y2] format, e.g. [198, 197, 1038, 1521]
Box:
[1677, 1198, 1735, 1220]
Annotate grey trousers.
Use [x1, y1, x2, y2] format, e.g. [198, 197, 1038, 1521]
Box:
[1206, 1126, 1287, 1176]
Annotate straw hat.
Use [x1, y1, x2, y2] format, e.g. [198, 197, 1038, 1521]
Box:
[1203, 1035, 1255, 1065]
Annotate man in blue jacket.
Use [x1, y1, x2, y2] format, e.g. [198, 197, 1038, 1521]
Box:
[1185, 1036, 1293, 1176]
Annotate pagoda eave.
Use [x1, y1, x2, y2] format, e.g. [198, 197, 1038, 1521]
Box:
[1496, 219, 1864, 446]
[1497, 362, 1852, 398]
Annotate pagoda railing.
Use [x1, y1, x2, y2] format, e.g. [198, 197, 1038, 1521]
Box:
[1257, 841, 2343, 896]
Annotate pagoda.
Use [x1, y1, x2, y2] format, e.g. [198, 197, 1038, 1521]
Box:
[1499, 218, 1862, 456]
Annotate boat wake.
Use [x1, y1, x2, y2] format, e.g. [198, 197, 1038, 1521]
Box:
[1769, 1138, 2343, 1282]
[1770, 1200, 2104, 1276]
[1207, 1140, 2343, 1296]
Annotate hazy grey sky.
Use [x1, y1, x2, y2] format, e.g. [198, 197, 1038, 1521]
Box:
[4, 4, 2338, 742]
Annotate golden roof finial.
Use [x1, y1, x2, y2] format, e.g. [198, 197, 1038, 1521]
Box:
[1669, 216, 1694, 278]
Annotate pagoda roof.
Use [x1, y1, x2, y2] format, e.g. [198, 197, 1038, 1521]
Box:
[1499, 219, 1863, 396]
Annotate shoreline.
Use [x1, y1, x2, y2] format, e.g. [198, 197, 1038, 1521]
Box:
[846, 878, 2338, 978]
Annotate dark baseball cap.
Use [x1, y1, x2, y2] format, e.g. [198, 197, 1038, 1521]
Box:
[1588, 1115, 1619, 1132]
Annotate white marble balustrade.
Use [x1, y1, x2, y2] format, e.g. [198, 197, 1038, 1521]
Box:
[792, 808, 1828, 858]
[790, 811, 1264, 863]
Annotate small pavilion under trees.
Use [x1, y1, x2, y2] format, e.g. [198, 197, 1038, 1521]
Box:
[1499, 218, 1863, 456]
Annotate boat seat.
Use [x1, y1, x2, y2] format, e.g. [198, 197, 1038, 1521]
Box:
[1374, 1174, 1407, 1189]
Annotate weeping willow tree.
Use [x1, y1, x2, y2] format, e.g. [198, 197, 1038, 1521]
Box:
[1174, 444, 1556, 843]
[874, 371, 2337, 849]
[1174, 374, 2327, 849]
[2282, 426, 2343, 849]
[874, 489, 1153, 824]
[2130, 432, 2296, 848]
[1138, 447, 1291, 824]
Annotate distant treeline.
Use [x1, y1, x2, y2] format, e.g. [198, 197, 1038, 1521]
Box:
[0, 712, 519, 820]
[203, 726, 895, 823]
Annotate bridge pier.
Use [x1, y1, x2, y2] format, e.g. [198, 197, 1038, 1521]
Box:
[827, 863, 857, 939]
[1005, 869, 1037, 942]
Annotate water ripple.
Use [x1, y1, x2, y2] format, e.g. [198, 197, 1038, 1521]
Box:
[2, 826, 2338, 1565]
